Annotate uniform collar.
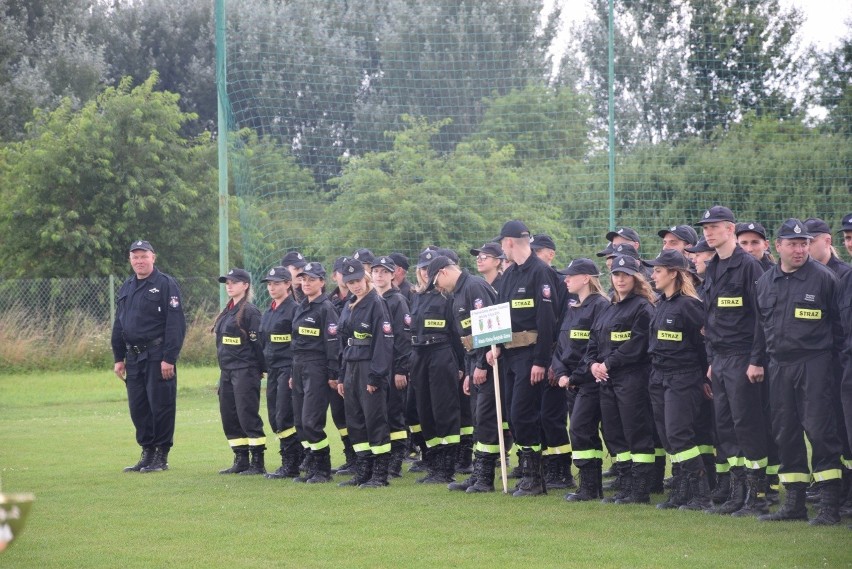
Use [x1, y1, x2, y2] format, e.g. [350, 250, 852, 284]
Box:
[770, 257, 814, 281]
[134, 266, 160, 283]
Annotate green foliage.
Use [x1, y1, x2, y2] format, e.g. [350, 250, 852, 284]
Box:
[0, 73, 218, 278]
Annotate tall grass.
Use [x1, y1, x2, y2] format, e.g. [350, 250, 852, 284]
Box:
[0, 306, 217, 373]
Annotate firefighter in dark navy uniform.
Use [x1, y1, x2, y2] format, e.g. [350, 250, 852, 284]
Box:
[214, 268, 267, 475]
[112, 240, 186, 473]
[756, 219, 844, 526]
[328, 256, 357, 476]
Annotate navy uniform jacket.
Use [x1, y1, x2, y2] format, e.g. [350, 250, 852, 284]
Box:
[111, 267, 186, 365]
[329, 286, 352, 314]
[338, 289, 394, 388]
[756, 258, 840, 365]
[578, 292, 654, 379]
[496, 253, 559, 367]
[410, 289, 465, 371]
[837, 270, 852, 359]
[382, 287, 412, 377]
[260, 296, 297, 370]
[397, 279, 414, 304]
[701, 245, 766, 364]
[450, 270, 497, 370]
[214, 299, 266, 372]
[292, 293, 340, 380]
[826, 255, 851, 279]
[551, 293, 609, 385]
[648, 292, 707, 373]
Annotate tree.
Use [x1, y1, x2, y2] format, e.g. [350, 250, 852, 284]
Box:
[0, 73, 218, 278]
[814, 33, 852, 136]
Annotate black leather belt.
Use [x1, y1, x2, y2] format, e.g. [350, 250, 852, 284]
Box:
[127, 337, 163, 355]
[346, 338, 372, 347]
[411, 335, 448, 346]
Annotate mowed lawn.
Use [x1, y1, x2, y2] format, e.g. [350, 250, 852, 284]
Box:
[0, 368, 849, 569]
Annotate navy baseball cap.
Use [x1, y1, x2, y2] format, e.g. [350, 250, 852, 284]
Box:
[281, 250, 307, 269]
[685, 238, 714, 254]
[697, 205, 735, 225]
[558, 258, 600, 277]
[416, 248, 439, 269]
[735, 221, 768, 240]
[643, 249, 689, 269]
[609, 255, 641, 275]
[804, 217, 831, 236]
[839, 213, 852, 232]
[340, 258, 365, 283]
[332, 256, 348, 274]
[607, 243, 640, 260]
[260, 266, 292, 283]
[606, 227, 640, 243]
[352, 248, 375, 265]
[219, 268, 251, 284]
[425, 256, 456, 290]
[595, 242, 615, 258]
[470, 242, 506, 259]
[389, 252, 409, 270]
[499, 220, 531, 239]
[372, 255, 397, 273]
[129, 240, 154, 253]
[530, 234, 556, 251]
[658, 225, 698, 246]
[297, 262, 327, 279]
[776, 218, 812, 240]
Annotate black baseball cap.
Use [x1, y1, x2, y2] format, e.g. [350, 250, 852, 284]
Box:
[416, 248, 438, 269]
[839, 213, 852, 232]
[332, 256, 348, 274]
[607, 243, 640, 260]
[658, 225, 698, 246]
[219, 268, 251, 284]
[595, 242, 615, 257]
[340, 258, 365, 283]
[530, 234, 556, 251]
[499, 220, 531, 239]
[735, 222, 768, 240]
[389, 252, 409, 270]
[129, 240, 154, 253]
[609, 255, 640, 275]
[776, 218, 812, 240]
[352, 248, 375, 265]
[606, 227, 640, 243]
[281, 250, 307, 269]
[297, 262, 327, 279]
[557, 258, 600, 277]
[435, 248, 460, 264]
[470, 242, 506, 259]
[372, 255, 397, 273]
[261, 266, 292, 283]
[425, 255, 456, 290]
[697, 205, 735, 225]
[804, 217, 831, 236]
[642, 249, 689, 269]
[685, 238, 714, 254]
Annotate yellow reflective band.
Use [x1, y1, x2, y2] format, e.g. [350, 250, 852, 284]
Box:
[766, 464, 780, 475]
[698, 445, 715, 455]
[270, 334, 291, 343]
[278, 427, 297, 439]
[228, 438, 249, 447]
[338, 428, 348, 437]
[511, 299, 534, 308]
[438, 435, 461, 445]
[615, 451, 631, 463]
[424, 437, 441, 448]
[716, 463, 731, 474]
[570, 329, 590, 340]
[657, 330, 682, 341]
[717, 297, 743, 307]
[248, 437, 266, 447]
[745, 457, 768, 470]
[461, 318, 471, 330]
[672, 446, 700, 463]
[390, 430, 408, 441]
[352, 442, 371, 453]
[545, 443, 572, 455]
[310, 438, 329, 451]
[631, 453, 656, 464]
[222, 336, 241, 345]
[301, 440, 310, 449]
[409, 424, 422, 433]
[354, 331, 372, 339]
[299, 326, 320, 336]
[812, 469, 842, 482]
[501, 422, 510, 430]
[371, 443, 391, 455]
[611, 331, 631, 341]
[522, 445, 542, 452]
[460, 426, 474, 436]
[475, 442, 501, 454]
[842, 457, 852, 469]
[727, 456, 745, 467]
[572, 449, 600, 461]
[778, 472, 811, 484]
[655, 448, 666, 457]
[424, 319, 446, 328]
[794, 308, 821, 320]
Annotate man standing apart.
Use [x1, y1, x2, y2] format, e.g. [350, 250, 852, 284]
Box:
[112, 240, 186, 473]
[756, 219, 843, 526]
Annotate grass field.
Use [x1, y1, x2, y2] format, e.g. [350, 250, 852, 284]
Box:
[0, 367, 849, 568]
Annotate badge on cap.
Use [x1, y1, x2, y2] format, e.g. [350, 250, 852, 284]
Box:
[530, 236, 535, 243]
[354, 252, 360, 259]
[426, 252, 432, 260]
[348, 266, 354, 273]
[297, 253, 303, 259]
[381, 257, 387, 263]
[228, 270, 234, 275]
[568, 261, 574, 267]
[618, 258, 625, 266]
[618, 228, 624, 234]
[269, 269, 275, 275]
[704, 211, 710, 219]
[670, 226, 676, 231]
[794, 224, 801, 234]
[748, 223, 755, 230]
[305, 263, 312, 271]
[136, 241, 143, 246]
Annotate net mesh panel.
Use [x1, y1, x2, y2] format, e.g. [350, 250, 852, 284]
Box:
[222, 0, 851, 298]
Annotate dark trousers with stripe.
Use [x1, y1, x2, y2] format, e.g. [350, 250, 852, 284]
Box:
[569, 382, 602, 467]
[125, 353, 177, 449]
[219, 366, 265, 445]
[343, 360, 390, 454]
[541, 383, 570, 452]
[266, 365, 299, 451]
[649, 367, 704, 470]
[505, 346, 543, 448]
[599, 365, 655, 461]
[410, 344, 460, 446]
[386, 375, 408, 442]
[292, 357, 330, 449]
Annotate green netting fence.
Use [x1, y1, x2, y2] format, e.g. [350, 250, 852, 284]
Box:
[217, 0, 851, 301]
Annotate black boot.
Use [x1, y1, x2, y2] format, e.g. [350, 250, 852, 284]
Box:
[306, 448, 333, 483]
[455, 435, 474, 475]
[759, 482, 808, 522]
[415, 448, 439, 483]
[616, 462, 651, 504]
[509, 448, 524, 479]
[545, 454, 574, 490]
[702, 453, 717, 490]
[418, 447, 454, 484]
[267, 440, 301, 479]
[650, 455, 666, 494]
[602, 462, 632, 503]
[293, 449, 313, 482]
[442, 444, 459, 482]
[513, 449, 546, 497]
[707, 466, 746, 515]
[360, 453, 391, 488]
[809, 480, 841, 526]
[140, 446, 169, 473]
[219, 446, 250, 474]
[449, 452, 481, 492]
[240, 445, 266, 475]
[388, 440, 406, 478]
[124, 446, 155, 472]
[840, 468, 852, 518]
[711, 471, 731, 505]
[679, 469, 713, 511]
[657, 466, 688, 509]
[408, 433, 429, 472]
[731, 469, 769, 517]
[338, 454, 373, 487]
[466, 453, 497, 493]
[333, 435, 357, 475]
[566, 461, 603, 502]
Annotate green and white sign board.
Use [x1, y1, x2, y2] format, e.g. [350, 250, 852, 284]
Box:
[471, 302, 512, 349]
